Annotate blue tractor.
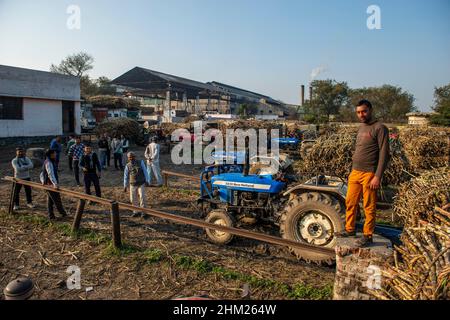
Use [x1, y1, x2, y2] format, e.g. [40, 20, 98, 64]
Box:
[199, 151, 348, 264]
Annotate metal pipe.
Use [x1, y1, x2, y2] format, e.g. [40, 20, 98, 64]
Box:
[161, 170, 200, 181]
[117, 202, 334, 256]
[3, 176, 335, 257]
[3, 177, 114, 205]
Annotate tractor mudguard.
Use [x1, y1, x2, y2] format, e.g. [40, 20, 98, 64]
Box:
[283, 184, 346, 204]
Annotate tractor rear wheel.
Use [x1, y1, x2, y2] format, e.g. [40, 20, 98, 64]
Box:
[205, 210, 235, 245]
[280, 192, 344, 264]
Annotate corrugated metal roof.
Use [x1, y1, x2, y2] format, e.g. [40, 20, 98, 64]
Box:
[208, 81, 280, 105]
[111, 67, 219, 93]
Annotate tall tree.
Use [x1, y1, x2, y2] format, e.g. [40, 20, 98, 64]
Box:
[347, 85, 416, 122]
[50, 52, 117, 98]
[430, 84, 450, 126]
[50, 52, 94, 77]
[95, 76, 116, 95]
[309, 79, 349, 121]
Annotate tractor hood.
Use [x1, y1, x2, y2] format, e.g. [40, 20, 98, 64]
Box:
[211, 173, 286, 194]
[272, 137, 300, 144]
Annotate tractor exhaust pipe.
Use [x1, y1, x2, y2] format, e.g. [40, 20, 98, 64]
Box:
[243, 137, 250, 176]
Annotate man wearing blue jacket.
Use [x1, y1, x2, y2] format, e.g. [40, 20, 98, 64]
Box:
[50, 136, 62, 169]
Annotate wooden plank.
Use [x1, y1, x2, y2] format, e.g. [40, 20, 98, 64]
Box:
[8, 182, 16, 215]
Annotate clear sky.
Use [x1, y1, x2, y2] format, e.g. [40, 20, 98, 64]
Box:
[0, 0, 449, 110]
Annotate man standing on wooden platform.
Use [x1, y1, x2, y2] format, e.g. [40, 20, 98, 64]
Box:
[336, 100, 390, 247]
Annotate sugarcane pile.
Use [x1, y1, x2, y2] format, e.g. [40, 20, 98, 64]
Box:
[94, 118, 142, 143]
[301, 130, 319, 140]
[294, 127, 412, 185]
[294, 128, 357, 180]
[87, 95, 141, 109]
[399, 127, 450, 172]
[370, 168, 450, 300]
[218, 119, 283, 132]
[160, 123, 190, 136]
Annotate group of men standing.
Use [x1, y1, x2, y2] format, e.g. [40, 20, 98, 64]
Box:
[12, 135, 163, 220]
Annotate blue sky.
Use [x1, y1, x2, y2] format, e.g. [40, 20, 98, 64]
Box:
[0, 0, 449, 110]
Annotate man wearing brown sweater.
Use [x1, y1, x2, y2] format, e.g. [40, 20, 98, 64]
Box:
[337, 100, 390, 246]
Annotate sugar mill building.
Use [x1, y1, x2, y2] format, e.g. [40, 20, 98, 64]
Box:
[110, 66, 294, 122]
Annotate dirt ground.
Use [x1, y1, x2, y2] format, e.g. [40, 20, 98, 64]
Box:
[0, 142, 340, 300]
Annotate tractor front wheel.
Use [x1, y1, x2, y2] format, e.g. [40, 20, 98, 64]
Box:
[205, 210, 235, 245]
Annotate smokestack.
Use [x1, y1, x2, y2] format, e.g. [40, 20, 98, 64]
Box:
[309, 86, 313, 103]
[300, 85, 305, 106]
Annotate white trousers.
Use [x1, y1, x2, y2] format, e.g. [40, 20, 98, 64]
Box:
[147, 161, 163, 185]
[129, 184, 146, 213]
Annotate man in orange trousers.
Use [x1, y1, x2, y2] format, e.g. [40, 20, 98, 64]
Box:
[336, 100, 390, 247]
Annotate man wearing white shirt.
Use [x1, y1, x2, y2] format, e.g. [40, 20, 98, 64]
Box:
[144, 136, 163, 186]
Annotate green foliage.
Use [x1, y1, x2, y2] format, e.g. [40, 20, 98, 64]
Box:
[143, 249, 163, 263]
[50, 51, 94, 77]
[50, 52, 116, 98]
[103, 242, 140, 257]
[173, 254, 333, 299]
[288, 283, 333, 300]
[309, 79, 350, 120]
[348, 85, 416, 122]
[304, 80, 416, 123]
[430, 84, 450, 126]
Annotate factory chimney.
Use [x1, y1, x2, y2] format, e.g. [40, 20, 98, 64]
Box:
[300, 85, 305, 106]
[309, 86, 313, 103]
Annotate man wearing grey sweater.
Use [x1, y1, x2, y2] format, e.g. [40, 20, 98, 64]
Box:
[11, 147, 35, 210]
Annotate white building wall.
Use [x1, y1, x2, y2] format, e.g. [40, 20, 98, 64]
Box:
[74, 101, 81, 134]
[0, 98, 62, 137]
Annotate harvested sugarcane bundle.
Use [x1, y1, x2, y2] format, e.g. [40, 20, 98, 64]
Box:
[294, 128, 411, 186]
[160, 123, 190, 137]
[218, 119, 284, 132]
[370, 169, 450, 300]
[87, 95, 140, 109]
[301, 130, 319, 140]
[399, 127, 450, 171]
[94, 118, 142, 144]
[393, 167, 450, 225]
[294, 130, 355, 180]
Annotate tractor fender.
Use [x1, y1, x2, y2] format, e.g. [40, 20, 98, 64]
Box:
[283, 184, 346, 203]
